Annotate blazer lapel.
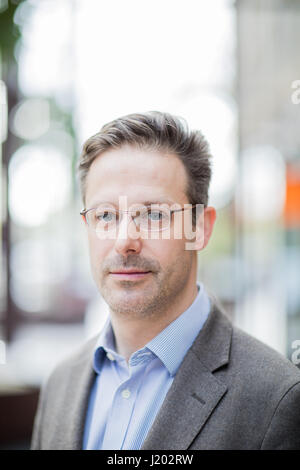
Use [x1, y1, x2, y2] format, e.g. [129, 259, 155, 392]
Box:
[142, 305, 232, 450]
[58, 338, 97, 450]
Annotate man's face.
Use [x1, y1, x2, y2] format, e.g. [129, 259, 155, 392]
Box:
[84, 144, 204, 319]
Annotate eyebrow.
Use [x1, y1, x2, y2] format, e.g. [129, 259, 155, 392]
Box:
[142, 200, 175, 206]
[88, 199, 176, 208]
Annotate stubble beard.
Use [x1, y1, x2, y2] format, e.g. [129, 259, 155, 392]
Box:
[97, 257, 193, 321]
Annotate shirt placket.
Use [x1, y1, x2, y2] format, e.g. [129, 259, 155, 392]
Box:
[101, 352, 151, 449]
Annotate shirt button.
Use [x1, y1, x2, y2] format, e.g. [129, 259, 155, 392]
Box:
[107, 352, 115, 361]
[121, 389, 131, 399]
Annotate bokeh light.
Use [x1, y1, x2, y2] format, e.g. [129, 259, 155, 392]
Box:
[10, 238, 70, 313]
[238, 146, 286, 222]
[9, 98, 50, 140]
[8, 143, 71, 227]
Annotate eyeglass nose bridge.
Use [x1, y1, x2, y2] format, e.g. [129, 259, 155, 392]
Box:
[114, 209, 146, 241]
[117, 209, 142, 230]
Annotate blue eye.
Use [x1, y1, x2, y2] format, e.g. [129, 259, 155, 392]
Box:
[148, 211, 162, 221]
[96, 211, 116, 222]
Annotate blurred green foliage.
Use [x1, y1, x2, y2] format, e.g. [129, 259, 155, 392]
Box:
[0, 1, 24, 61]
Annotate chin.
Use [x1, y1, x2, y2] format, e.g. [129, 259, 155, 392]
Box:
[104, 286, 158, 316]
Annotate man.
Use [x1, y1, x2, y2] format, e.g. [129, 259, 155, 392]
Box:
[31, 111, 300, 450]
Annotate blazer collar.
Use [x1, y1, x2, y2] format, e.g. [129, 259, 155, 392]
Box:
[141, 304, 232, 450]
[190, 301, 232, 372]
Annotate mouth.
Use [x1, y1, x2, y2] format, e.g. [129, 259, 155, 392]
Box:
[109, 270, 152, 280]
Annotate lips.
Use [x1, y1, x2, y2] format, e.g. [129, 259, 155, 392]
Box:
[109, 269, 152, 280]
[110, 270, 151, 274]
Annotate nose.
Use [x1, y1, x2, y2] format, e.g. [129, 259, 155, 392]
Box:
[114, 212, 142, 255]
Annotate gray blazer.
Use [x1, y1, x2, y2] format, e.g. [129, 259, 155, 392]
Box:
[31, 304, 300, 450]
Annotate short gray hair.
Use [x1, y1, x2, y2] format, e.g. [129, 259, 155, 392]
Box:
[77, 111, 212, 218]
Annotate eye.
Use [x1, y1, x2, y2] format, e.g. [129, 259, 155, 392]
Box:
[96, 211, 116, 223]
[147, 210, 164, 221]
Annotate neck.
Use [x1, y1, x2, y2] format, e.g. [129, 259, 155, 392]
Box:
[109, 280, 199, 362]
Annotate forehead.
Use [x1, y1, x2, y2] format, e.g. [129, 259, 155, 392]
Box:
[85, 145, 189, 207]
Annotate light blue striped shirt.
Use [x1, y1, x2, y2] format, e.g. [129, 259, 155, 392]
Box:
[82, 282, 210, 450]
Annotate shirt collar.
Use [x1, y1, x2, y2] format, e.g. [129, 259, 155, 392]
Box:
[93, 282, 210, 376]
[93, 317, 117, 373]
[145, 282, 210, 376]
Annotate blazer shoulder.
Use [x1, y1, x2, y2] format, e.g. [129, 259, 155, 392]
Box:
[44, 334, 99, 389]
[31, 334, 98, 449]
[230, 323, 300, 387]
[200, 303, 300, 393]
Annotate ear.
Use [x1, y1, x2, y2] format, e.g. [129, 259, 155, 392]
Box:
[193, 206, 216, 251]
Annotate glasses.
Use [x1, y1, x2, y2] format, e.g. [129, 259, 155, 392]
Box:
[80, 204, 198, 233]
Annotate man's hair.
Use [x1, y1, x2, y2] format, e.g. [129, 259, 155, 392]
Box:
[77, 111, 212, 218]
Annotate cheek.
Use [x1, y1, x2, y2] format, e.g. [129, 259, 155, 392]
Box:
[87, 235, 110, 273]
[148, 238, 186, 268]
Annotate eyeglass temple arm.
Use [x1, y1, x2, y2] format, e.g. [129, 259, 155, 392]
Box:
[170, 204, 198, 214]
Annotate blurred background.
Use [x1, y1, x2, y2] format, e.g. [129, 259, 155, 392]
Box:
[1, 0, 300, 449]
